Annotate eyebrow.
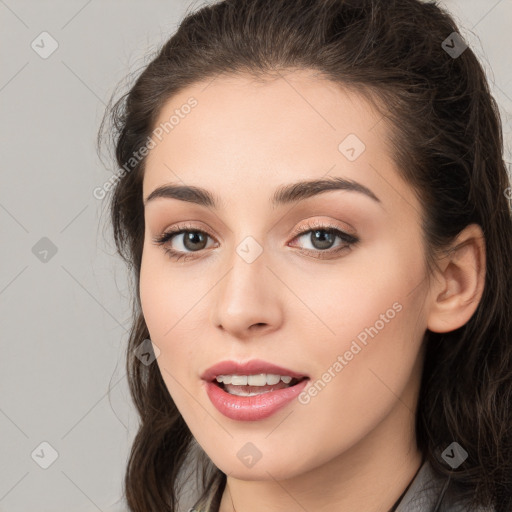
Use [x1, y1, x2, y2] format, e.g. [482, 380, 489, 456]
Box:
[143, 176, 381, 209]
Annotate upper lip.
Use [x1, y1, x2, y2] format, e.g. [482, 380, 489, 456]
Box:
[201, 359, 309, 382]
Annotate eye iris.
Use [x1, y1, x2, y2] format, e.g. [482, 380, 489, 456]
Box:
[311, 229, 335, 250]
[184, 231, 207, 251]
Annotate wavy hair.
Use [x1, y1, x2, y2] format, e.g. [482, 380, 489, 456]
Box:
[98, 0, 512, 510]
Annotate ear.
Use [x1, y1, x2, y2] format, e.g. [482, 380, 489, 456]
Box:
[426, 224, 486, 333]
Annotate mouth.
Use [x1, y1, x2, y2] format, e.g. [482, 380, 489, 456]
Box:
[201, 359, 310, 420]
[212, 374, 309, 397]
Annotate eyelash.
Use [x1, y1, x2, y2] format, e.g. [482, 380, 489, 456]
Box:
[152, 220, 359, 262]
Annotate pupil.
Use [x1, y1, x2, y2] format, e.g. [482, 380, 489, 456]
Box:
[312, 229, 334, 249]
[184, 231, 206, 251]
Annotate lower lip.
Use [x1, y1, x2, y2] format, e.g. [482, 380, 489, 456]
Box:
[204, 379, 309, 421]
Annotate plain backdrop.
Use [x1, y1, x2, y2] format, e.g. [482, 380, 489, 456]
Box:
[1, 1, 511, 511]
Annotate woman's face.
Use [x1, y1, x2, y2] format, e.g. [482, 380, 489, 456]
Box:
[140, 70, 432, 480]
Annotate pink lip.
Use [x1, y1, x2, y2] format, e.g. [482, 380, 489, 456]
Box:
[200, 359, 309, 382]
[201, 359, 309, 421]
[204, 379, 309, 421]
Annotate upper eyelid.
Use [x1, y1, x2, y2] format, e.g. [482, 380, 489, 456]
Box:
[159, 215, 355, 235]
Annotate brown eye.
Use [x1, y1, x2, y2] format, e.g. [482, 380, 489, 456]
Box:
[152, 224, 217, 261]
[307, 229, 338, 250]
[289, 220, 359, 259]
[179, 230, 209, 251]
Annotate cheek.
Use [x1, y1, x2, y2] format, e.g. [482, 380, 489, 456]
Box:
[291, 233, 426, 343]
[292, 236, 427, 413]
[139, 252, 189, 380]
[288, 298, 425, 475]
[139, 249, 212, 402]
[139, 243, 192, 339]
[139, 259, 169, 340]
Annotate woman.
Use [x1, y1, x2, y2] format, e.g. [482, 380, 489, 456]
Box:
[98, 0, 512, 510]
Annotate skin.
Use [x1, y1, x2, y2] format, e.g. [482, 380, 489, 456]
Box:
[139, 70, 486, 512]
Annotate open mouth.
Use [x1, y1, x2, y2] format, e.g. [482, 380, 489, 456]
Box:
[205, 370, 311, 420]
[212, 376, 309, 397]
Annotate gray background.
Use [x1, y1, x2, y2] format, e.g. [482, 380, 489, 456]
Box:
[1, 1, 511, 511]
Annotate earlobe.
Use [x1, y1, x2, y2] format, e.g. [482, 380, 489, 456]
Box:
[426, 224, 486, 333]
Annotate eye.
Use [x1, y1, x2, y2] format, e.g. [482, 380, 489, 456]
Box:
[152, 222, 217, 262]
[288, 219, 359, 259]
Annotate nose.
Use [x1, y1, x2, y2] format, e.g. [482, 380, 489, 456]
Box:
[210, 243, 284, 340]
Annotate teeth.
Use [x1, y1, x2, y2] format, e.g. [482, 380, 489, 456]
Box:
[231, 375, 247, 386]
[215, 374, 296, 386]
[247, 374, 266, 386]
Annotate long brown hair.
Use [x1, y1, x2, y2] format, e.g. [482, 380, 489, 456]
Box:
[98, 0, 512, 510]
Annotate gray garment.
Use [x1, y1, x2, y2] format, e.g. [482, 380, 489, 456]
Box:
[395, 460, 495, 512]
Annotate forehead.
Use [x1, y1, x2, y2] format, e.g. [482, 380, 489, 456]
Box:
[142, 70, 412, 214]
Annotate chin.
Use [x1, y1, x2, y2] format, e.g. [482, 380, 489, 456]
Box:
[208, 449, 313, 481]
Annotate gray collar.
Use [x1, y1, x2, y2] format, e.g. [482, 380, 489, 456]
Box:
[395, 460, 495, 512]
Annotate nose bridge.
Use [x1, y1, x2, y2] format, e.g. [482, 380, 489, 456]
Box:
[218, 234, 268, 311]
